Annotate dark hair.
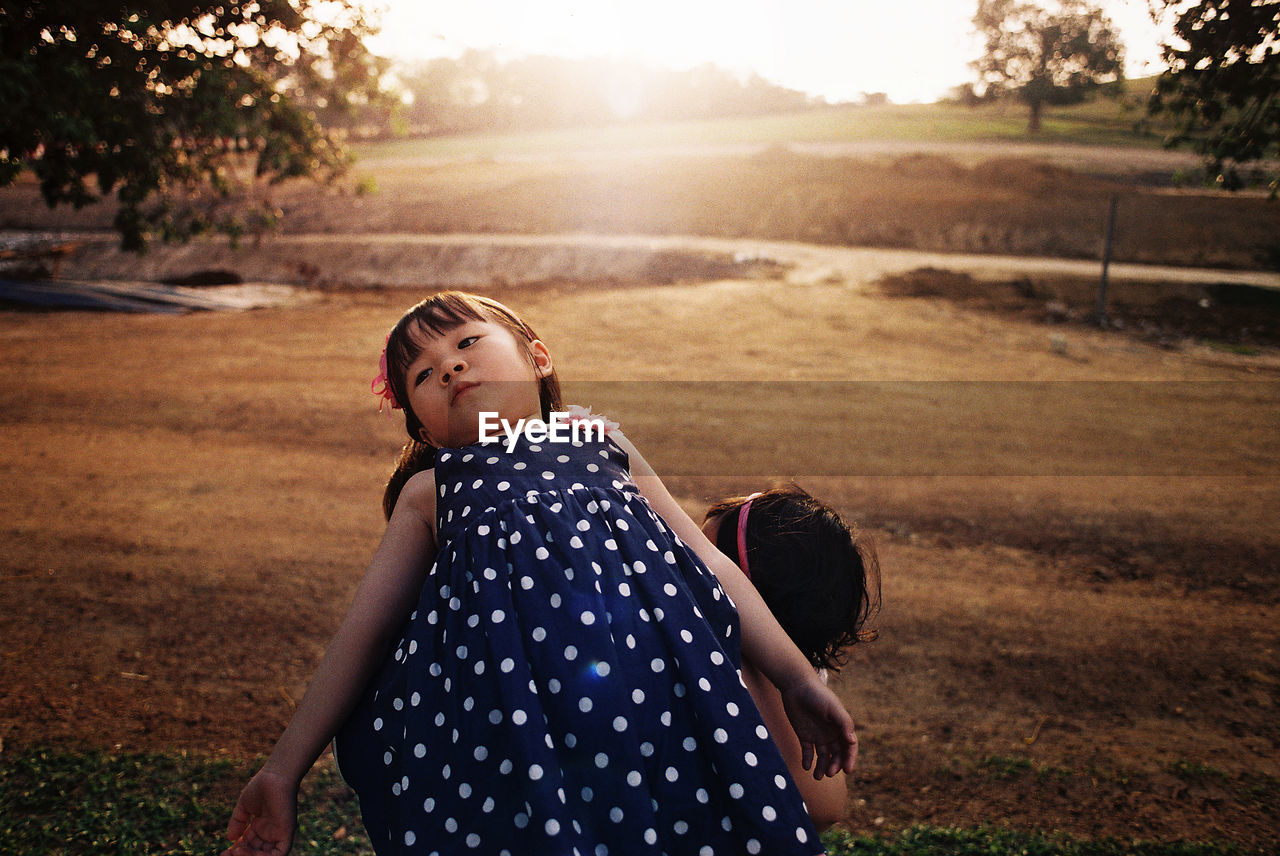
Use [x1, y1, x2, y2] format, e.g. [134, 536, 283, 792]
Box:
[706, 484, 879, 671]
[380, 292, 563, 517]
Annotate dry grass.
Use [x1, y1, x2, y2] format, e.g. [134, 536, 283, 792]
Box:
[2, 273, 1278, 843]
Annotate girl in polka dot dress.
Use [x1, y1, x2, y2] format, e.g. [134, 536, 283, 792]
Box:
[225, 292, 857, 856]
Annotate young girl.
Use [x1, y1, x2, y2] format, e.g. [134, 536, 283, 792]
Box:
[702, 486, 880, 830]
[225, 292, 857, 856]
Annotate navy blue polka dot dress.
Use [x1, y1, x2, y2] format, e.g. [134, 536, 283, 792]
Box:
[335, 425, 824, 855]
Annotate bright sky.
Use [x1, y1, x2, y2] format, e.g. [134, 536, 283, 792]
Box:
[365, 0, 1170, 104]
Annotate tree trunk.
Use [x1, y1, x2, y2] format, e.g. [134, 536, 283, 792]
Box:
[1028, 98, 1043, 134]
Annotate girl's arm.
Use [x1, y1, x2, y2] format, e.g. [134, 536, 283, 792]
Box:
[611, 432, 857, 780]
[224, 471, 439, 856]
[742, 663, 848, 829]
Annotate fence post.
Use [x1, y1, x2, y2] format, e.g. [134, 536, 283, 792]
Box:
[1097, 193, 1118, 327]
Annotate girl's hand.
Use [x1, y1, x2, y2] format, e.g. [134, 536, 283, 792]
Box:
[224, 769, 297, 856]
[778, 676, 859, 780]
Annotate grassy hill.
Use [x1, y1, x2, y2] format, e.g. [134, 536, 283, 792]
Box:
[353, 85, 1172, 163]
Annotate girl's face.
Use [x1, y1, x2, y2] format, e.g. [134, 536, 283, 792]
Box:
[402, 318, 553, 449]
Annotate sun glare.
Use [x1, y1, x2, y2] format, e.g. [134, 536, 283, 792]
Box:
[367, 0, 1168, 105]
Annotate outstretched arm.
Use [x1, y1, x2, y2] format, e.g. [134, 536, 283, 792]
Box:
[612, 432, 857, 779]
[224, 471, 439, 856]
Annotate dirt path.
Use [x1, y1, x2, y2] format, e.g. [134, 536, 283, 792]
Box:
[30, 229, 1280, 295]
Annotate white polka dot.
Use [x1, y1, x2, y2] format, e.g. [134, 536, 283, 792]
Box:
[714, 728, 729, 743]
[459, 782, 472, 798]
[496, 481, 510, 491]
[577, 520, 591, 531]
[774, 774, 787, 789]
[532, 626, 546, 641]
[627, 770, 642, 786]
[762, 805, 777, 821]
[535, 547, 549, 560]
[729, 783, 745, 799]
[581, 610, 595, 625]
[650, 658, 664, 673]
[579, 697, 593, 713]
[466, 832, 481, 848]
[747, 842, 762, 855]
[797, 828, 808, 843]
[373, 717, 383, 731]
[663, 583, 678, 597]
[644, 829, 657, 845]
[423, 797, 435, 812]
[475, 746, 488, 761]
[529, 764, 543, 780]
[509, 530, 521, 544]
[564, 644, 578, 660]
[405, 831, 416, 845]
[414, 743, 426, 758]
[500, 657, 515, 672]
[595, 752, 609, 768]
[546, 819, 560, 835]
[665, 766, 678, 782]
[513, 709, 528, 725]
[631, 688, 645, 704]
[727, 702, 740, 716]
[675, 820, 689, 835]
[683, 736, 697, 751]
[745, 752, 758, 767]
[696, 788, 709, 804]
[613, 715, 628, 731]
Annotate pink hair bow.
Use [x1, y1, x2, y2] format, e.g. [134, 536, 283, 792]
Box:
[371, 337, 400, 414]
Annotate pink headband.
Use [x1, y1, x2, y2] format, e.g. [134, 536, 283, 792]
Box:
[736, 492, 763, 580]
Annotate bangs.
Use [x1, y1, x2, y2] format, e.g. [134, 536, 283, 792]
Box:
[387, 295, 493, 382]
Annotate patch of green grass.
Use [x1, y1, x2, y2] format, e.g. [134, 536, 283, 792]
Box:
[1203, 340, 1262, 356]
[822, 825, 1268, 856]
[0, 746, 370, 855]
[1167, 759, 1233, 785]
[4, 748, 1267, 856]
[978, 754, 1036, 780]
[352, 97, 1169, 164]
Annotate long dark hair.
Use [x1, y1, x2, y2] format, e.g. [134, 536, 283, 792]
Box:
[706, 484, 880, 671]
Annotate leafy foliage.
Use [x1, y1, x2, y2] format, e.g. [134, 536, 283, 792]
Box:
[0, 2, 383, 250]
[971, 0, 1125, 132]
[1147, 1, 1280, 191]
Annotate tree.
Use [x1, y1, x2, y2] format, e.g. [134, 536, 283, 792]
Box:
[0, 2, 383, 250]
[971, 0, 1125, 132]
[1147, 1, 1280, 190]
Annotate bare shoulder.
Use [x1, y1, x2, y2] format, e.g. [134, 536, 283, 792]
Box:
[394, 468, 438, 527]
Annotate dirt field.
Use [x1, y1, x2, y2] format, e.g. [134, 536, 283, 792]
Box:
[1, 146, 1279, 847]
